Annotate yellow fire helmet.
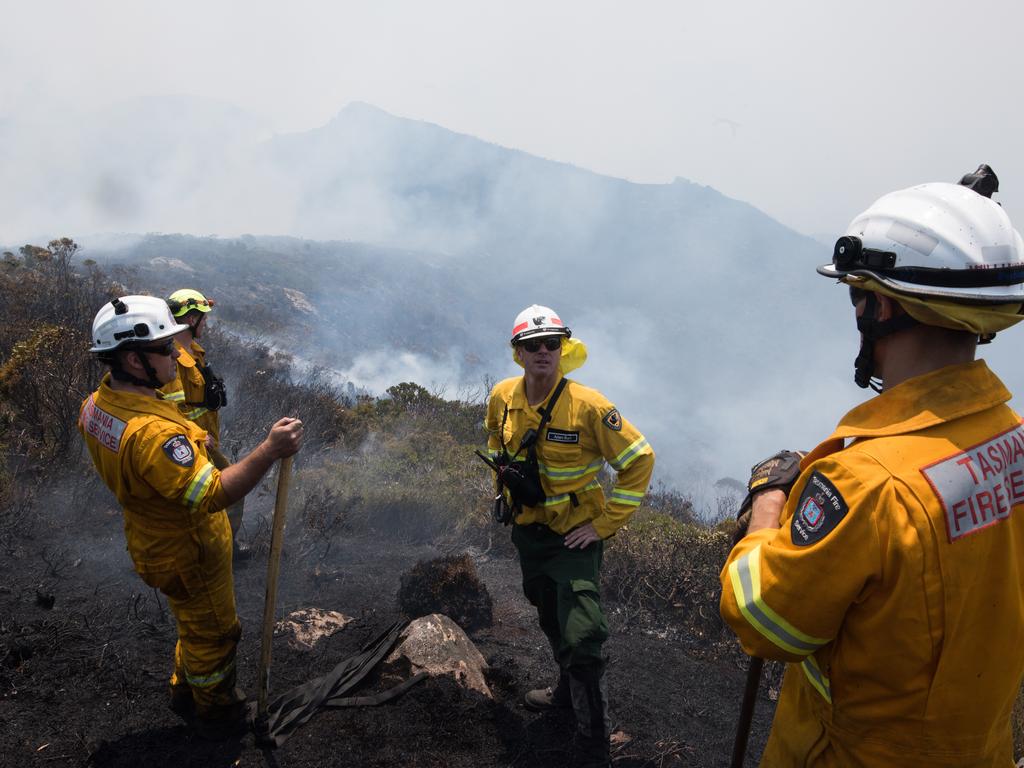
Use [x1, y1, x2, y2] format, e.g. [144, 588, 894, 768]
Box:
[166, 288, 215, 318]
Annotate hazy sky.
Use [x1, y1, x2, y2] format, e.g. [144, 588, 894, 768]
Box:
[4, 0, 1023, 239]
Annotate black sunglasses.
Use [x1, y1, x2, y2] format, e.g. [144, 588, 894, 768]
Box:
[519, 337, 562, 353]
[135, 340, 176, 357]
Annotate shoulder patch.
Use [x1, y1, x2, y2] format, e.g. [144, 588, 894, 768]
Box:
[921, 423, 1024, 542]
[602, 408, 622, 431]
[791, 471, 848, 547]
[162, 434, 196, 467]
[81, 395, 128, 453]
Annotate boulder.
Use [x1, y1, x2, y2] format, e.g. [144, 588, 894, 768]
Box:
[275, 608, 352, 650]
[384, 613, 491, 698]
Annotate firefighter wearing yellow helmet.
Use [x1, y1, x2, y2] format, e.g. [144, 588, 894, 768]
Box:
[79, 295, 303, 738]
[484, 304, 655, 768]
[720, 166, 1024, 766]
[160, 289, 247, 560]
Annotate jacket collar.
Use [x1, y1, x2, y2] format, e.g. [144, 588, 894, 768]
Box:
[174, 341, 197, 368]
[803, 360, 1010, 465]
[508, 375, 565, 412]
[96, 373, 189, 422]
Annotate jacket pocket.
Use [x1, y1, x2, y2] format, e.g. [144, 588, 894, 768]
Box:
[538, 441, 585, 481]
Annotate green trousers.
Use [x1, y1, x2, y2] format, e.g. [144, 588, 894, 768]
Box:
[512, 523, 609, 670]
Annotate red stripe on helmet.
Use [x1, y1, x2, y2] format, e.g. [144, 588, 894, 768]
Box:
[512, 322, 529, 335]
[550, 317, 562, 325]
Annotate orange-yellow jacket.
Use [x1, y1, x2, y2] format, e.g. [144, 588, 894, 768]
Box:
[485, 375, 654, 538]
[720, 360, 1024, 767]
[79, 374, 230, 586]
[160, 340, 220, 446]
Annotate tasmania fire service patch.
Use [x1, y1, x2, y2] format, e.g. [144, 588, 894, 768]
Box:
[791, 471, 848, 547]
[162, 435, 196, 467]
[920, 423, 1024, 542]
[602, 408, 622, 431]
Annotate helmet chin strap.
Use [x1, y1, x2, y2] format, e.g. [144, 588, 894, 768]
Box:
[188, 314, 204, 339]
[109, 349, 164, 389]
[854, 292, 919, 392]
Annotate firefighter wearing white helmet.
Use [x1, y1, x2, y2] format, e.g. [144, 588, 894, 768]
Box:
[720, 165, 1024, 767]
[484, 303, 655, 768]
[159, 289, 248, 560]
[79, 295, 303, 739]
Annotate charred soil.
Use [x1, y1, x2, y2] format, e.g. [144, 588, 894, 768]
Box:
[0, 487, 774, 768]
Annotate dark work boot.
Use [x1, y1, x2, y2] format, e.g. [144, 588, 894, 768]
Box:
[193, 688, 251, 741]
[168, 684, 195, 721]
[568, 663, 610, 768]
[232, 540, 252, 568]
[524, 669, 572, 711]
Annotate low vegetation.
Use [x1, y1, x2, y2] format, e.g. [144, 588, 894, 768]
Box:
[2, 237, 1022, 752]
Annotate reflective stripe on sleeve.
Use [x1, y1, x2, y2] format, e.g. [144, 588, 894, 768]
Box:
[540, 479, 602, 507]
[185, 656, 236, 688]
[183, 462, 215, 510]
[801, 654, 832, 704]
[185, 406, 210, 421]
[727, 544, 830, 656]
[610, 437, 651, 471]
[163, 392, 186, 402]
[608, 487, 645, 507]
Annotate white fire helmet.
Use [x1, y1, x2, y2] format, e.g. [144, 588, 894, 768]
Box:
[818, 181, 1024, 304]
[89, 295, 189, 354]
[510, 304, 572, 345]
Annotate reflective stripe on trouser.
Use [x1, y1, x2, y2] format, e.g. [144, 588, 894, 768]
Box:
[164, 515, 243, 718]
[512, 523, 609, 669]
[208, 445, 244, 539]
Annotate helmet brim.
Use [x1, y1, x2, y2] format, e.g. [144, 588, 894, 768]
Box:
[510, 328, 572, 345]
[88, 320, 190, 353]
[817, 263, 1024, 303]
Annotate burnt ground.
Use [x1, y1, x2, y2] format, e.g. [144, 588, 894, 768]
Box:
[0, 476, 775, 768]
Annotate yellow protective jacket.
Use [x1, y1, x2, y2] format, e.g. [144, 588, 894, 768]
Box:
[79, 374, 230, 586]
[160, 340, 220, 445]
[720, 360, 1024, 767]
[485, 375, 654, 538]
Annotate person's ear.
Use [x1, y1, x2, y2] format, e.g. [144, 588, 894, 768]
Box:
[875, 294, 903, 322]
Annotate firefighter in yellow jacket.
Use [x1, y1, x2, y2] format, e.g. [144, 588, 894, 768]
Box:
[720, 166, 1024, 767]
[485, 304, 654, 768]
[79, 295, 303, 738]
[158, 288, 248, 559]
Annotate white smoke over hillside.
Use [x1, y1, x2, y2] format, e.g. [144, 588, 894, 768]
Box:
[6, 100, 1020, 512]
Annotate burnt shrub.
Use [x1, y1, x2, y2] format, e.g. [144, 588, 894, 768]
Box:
[603, 511, 734, 649]
[396, 554, 493, 633]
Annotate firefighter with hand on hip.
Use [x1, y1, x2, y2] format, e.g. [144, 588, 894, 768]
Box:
[484, 305, 654, 768]
[78, 295, 303, 739]
[720, 165, 1024, 767]
[159, 288, 249, 562]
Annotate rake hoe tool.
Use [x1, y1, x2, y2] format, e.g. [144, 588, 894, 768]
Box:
[730, 655, 764, 768]
[258, 456, 293, 717]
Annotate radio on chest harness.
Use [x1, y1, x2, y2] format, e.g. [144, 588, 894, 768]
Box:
[477, 377, 569, 525]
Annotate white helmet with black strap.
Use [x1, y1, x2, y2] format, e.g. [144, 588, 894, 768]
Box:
[818, 165, 1024, 389]
[89, 295, 188, 387]
[510, 304, 572, 346]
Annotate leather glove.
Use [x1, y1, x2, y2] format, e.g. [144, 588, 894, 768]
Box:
[732, 450, 807, 546]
